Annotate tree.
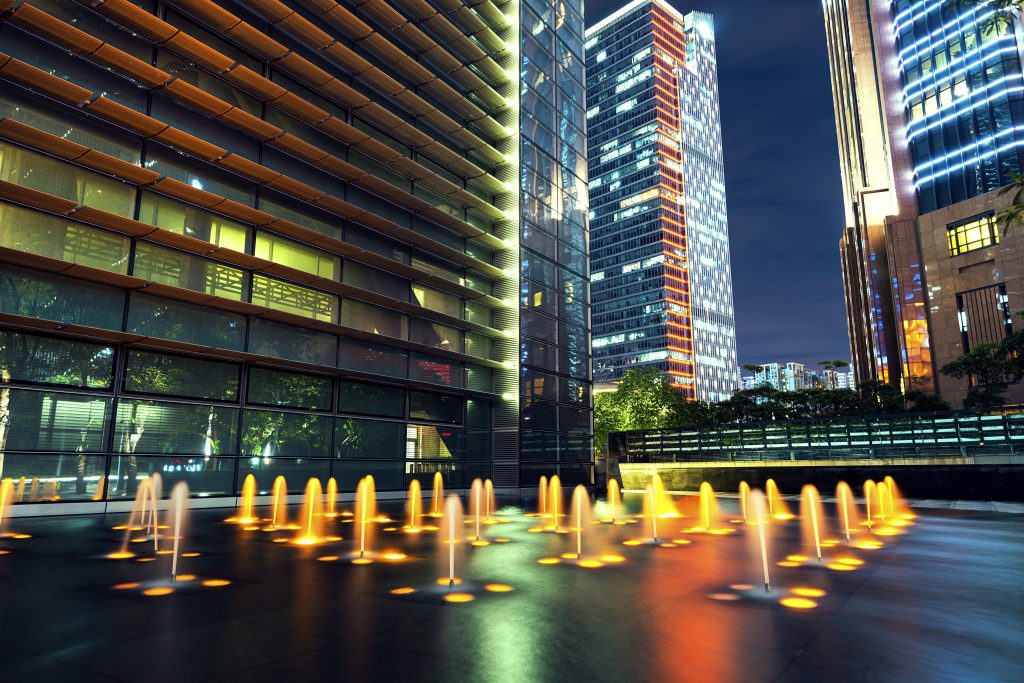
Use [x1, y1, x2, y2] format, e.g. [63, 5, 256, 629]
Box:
[593, 368, 689, 452]
[959, 0, 1021, 36]
[941, 342, 1011, 408]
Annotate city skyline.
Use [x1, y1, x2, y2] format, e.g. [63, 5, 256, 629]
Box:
[587, 0, 851, 372]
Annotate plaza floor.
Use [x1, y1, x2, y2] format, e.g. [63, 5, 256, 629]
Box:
[0, 494, 1021, 682]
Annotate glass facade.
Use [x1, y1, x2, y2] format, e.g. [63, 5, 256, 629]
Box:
[585, 0, 738, 402]
[0, 0, 584, 507]
[894, 0, 1024, 213]
[517, 0, 593, 486]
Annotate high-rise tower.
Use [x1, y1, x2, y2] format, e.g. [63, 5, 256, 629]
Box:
[824, 0, 1024, 406]
[585, 0, 738, 402]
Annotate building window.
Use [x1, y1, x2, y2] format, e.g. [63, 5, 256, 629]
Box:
[956, 283, 1013, 351]
[947, 214, 999, 256]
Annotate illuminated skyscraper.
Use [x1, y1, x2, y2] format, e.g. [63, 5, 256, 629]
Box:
[0, 0, 591, 516]
[824, 0, 1024, 406]
[585, 0, 739, 402]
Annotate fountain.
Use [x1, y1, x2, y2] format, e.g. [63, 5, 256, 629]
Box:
[622, 480, 688, 547]
[876, 480, 892, 520]
[293, 478, 324, 545]
[484, 479, 496, 523]
[882, 475, 915, 524]
[766, 478, 793, 520]
[168, 482, 188, 581]
[355, 475, 376, 562]
[836, 481, 856, 542]
[739, 481, 750, 523]
[107, 476, 156, 559]
[28, 478, 39, 502]
[441, 494, 464, 588]
[268, 475, 288, 529]
[430, 471, 444, 517]
[469, 478, 488, 545]
[325, 477, 338, 518]
[405, 479, 423, 533]
[751, 489, 772, 592]
[650, 472, 680, 518]
[604, 478, 622, 523]
[547, 474, 563, 532]
[537, 475, 548, 517]
[0, 478, 13, 536]
[230, 474, 257, 525]
[699, 482, 718, 530]
[799, 485, 825, 561]
[863, 479, 876, 531]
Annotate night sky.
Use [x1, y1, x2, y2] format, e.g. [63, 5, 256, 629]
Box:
[584, 0, 851, 371]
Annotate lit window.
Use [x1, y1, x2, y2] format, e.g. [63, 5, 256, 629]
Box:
[947, 214, 998, 256]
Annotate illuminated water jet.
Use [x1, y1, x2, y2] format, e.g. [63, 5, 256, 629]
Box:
[800, 484, 825, 561]
[168, 482, 188, 581]
[107, 476, 158, 559]
[269, 475, 287, 530]
[537, 475, 548, 518]
[484, 479, 496, 523]
[605, 478, 621, 522]
[751, 489, 772, 592]
[836, 481, 855, 542]
[766, 479, 793, 520]
[739, 481, 750, 522]
[0, 479, 13, 537]
[441, 494, 464, 588]
[405, 479, 423, 533]
[356, 475, 376, 559]
[293, 478, 324, 545]
[547, 474, 563, 532]
[325, 477, 338, 518]
[469, 478, 485, 542]
[229, 474, 257, 525]
[864, 479, 876, 531]
[430, 471, 444, 517]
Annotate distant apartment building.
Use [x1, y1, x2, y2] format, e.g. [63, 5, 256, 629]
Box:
[824, 0, 1024, 407]
[821, 369, 857, 390]
[745, 362, 814, 392]
[585, 0, 739, 402]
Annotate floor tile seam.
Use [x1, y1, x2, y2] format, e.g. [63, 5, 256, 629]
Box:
[770, 615, 837, 682]
[197, 641, 346, 683]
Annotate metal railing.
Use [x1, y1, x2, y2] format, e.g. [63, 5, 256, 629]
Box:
[609, 409, 1024, 463]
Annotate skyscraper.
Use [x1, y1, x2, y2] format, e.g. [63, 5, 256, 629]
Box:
[824, 0, 1024, 406]
[585, 0, 739, 402]
[0, 0, 591, 514]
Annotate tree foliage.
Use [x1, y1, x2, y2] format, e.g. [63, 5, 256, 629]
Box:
[595, 367, 952, 454]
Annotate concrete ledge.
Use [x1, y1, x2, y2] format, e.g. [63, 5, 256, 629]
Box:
[620, 461, 1024, 502]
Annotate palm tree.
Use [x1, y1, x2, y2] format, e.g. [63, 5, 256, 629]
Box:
[995, 172, 1024, 235]
[958, 1, 1021, 35]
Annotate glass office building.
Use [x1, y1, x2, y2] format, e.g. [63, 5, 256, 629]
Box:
[585, 0, 738, 401]
[894, 0, 1024, 213]
[0, 0, 590, 512]
[518, 0, 593, 484]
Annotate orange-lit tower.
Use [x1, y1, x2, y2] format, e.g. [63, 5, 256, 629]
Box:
[586, 1, 738, 401]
